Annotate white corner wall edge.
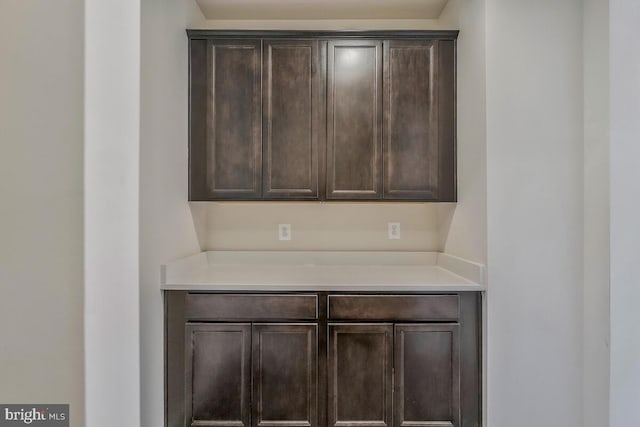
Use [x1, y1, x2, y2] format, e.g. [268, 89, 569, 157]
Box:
[609, 1, 640, 426]
[486, 1, 583, 427]
[583, 1, 610, 426]
[84, 0, 141, 426]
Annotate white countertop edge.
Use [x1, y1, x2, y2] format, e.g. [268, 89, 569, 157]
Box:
[161, 250, 486, 291]
[161, 282, 486, 292]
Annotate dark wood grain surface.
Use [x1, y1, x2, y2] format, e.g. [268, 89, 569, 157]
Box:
[326, 40, 383, 200]
[185, 323, 251, 427]
[383, 40, 439, 200]
[459, 292, 481, 427]
[199, 39, 262, 199]
[328, 323, 392, 427]
[187, 30, 459, 40]
[252, 324, 318, 427]
[328, 295, 460, 321]
[189, 33, 457, 202]
[166, 291, 187, 427]
[436, 40, 457, 202]
[262, 40, 325, 199]
[394, 324, 460, 427]
[186, 294, 318, 321]
[166, 290, 479, 427]
[189, 40, 208, 200]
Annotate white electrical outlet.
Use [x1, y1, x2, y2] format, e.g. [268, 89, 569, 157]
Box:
[278, 224, 292, 241]
[388, 222, 401, 240]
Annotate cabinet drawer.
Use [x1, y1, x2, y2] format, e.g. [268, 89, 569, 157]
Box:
[328, 295, 459, 321]
[186, 294, 318, 321]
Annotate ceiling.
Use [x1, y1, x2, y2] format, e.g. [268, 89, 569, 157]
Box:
[194, 0, 450, 20]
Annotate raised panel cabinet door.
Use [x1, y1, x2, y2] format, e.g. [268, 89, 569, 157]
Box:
[252, 324, 318, 427]
[263, 40, 326, 199]
[326, 40, 383, 200]
[328, 324, 392, 427]
[394, 324, 461, 427]
[189, 39, 262, 200]
[382, 40, 456, 201]
[185, 324, 251, 427]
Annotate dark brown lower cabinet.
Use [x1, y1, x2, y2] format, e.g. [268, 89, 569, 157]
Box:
[252, 324, 317, 427]
[328, 324, 461, 427]
[185, 323, 252, 427]
[395, 324, 460, 427]
[167, 292, 480, 427]
[184, 323, 317, 427]
[328, 324, 393, 427]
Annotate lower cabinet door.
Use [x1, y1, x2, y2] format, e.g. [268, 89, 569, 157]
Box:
[394, 324, 461, 427]
[252, 323, 318, 427]
[185, 323, 251, 427]
[328, 323, 393, 427]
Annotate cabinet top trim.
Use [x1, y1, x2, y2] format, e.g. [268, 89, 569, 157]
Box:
[186, 29, 459, 40]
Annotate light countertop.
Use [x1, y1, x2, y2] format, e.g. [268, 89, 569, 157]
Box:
[161, 251, 485, 292]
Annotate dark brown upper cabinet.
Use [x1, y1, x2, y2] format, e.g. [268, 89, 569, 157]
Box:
[190, 39, 262, 200]
[383, 40, 456, 201]
[263, 40, 325, 199]
[188, 31, 458, 202]
[326, 40, 383, 200]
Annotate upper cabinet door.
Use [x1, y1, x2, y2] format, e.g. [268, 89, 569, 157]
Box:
[383, 40, 456, 201]
[263, 40, 325, 199]
[190, 39, 262, 200]
[326, 40, 383, 200]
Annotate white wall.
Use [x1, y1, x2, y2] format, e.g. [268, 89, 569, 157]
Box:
[486, 1, 584, 427]
[84, 0, 141, 426]
[583, 0, 610, 426]
[439, 0, 487, 264]
[0, 1, 84, 425]
[190, 19, 444, 30]
[609, 1, 640, 426]
[139, 1, 203, 426]
[193, 203, 453, 251]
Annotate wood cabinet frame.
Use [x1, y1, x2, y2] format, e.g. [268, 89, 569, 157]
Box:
[166, 291, 480, 427]
[188, 31, 458, 202]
